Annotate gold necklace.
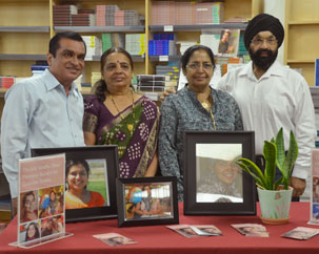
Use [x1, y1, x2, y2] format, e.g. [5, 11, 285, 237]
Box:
[201, 100, 217, 131]
[109, 90, 135, 132]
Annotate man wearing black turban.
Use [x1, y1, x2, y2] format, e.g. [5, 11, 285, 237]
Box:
[218, 13, 316, 199]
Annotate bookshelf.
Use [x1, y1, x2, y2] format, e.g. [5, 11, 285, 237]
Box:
[0, 0, 263, 107]
[284, 0, 319, 86]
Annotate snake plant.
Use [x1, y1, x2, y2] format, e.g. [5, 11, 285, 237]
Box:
[236, 128, 299, 190]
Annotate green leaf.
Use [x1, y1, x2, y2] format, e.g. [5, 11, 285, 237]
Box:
[263, 141, 277, 190]
[275, 128, 285, 170]
[236, 158, 267, 188]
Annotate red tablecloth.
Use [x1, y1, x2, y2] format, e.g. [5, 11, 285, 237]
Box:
[0, 202, 318, 254]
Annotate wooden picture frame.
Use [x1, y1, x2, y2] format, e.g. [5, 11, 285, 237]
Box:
[117, 177, 179, 227]
[183, 131, 256, 215]
[31, 146, 119, 222]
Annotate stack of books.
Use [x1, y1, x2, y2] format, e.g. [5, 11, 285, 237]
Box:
[216, 57, 241, 76]
[53, 5, 78, 26]
[156, 65, 179, 87]
[125, 34, 145, 56]
[115, 10, 125, 26]
[124, 10, 140, 26]
[152, 1, 224, 25]
[31, 64, 49, 76]
[0, 76, 15, 89]
[136, 75, 168, 92]
[96, 5, 120, 26]
[196, 2, 225, 25]
[82, 36, 102, 60]
[149, 33, 177, 56]
[152, 1, 175, 25]
[175, 2, 196, 25]
[71, 13, 96, 26]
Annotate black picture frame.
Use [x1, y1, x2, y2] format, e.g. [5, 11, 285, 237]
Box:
[183, 131, 256, 215]
[31, 146, 119, 222]
[117, 176, 179, 227]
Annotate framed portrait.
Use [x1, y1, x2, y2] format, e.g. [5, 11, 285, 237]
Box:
[116, 177, 179, 227]
[31, 146, 119, 222]
[183, 131, 256, 215]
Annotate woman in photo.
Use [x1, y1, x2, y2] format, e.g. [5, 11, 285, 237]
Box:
[83, 47, 159, 179]
[196, 156, 242, 202]
[20, 191, 38, 223]
[159, 45, 243, 201]
[65, 160, 106, 209]
[25, 222, 40, 242]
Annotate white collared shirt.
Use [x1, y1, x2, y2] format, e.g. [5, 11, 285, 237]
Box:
[218, 61, 316, 180]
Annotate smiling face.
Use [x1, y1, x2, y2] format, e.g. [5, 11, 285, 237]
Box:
[27, 224, 36, 238]
[67, 164, 88, 193]
[214, 160, 239, 185]
[102, 52, 133, 92]
[248, 31, 278, 71]
[183, 49, 214, 90]
[47, 38, 85, 89]
[24, 193, 36, 213]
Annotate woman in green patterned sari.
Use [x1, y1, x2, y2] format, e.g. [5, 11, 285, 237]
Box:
[83, 48, 159, 178]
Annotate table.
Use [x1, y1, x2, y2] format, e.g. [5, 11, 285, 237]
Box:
[0, 202, 318, 254]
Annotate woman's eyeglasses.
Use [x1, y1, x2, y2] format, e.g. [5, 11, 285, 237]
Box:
[251, 38, 277, 46]
[186, 63, 214, 70]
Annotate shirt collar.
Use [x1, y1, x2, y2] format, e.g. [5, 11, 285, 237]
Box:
[43, 69, 79, 93]
[238, 60, 284, 80]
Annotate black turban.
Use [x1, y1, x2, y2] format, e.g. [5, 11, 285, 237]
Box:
[244, 13, 284, 50]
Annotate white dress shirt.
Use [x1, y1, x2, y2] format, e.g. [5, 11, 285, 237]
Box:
[1, 69, 85, 198]
[218, 61, 316, 180]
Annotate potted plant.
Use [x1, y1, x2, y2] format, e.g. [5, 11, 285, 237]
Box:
[236, 128, 299, 225]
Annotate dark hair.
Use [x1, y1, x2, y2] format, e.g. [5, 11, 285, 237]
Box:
[22, 191, 35, 208]
[49, 32, 86, 57]
[66, 160, 90, 189]
[25, 222, 40, 241]
[93, 47, 134, 103]
[49, 190, 56, 199]
[181, 45, 216, 72]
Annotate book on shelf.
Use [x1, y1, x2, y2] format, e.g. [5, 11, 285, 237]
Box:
[217, 29, 240, 57]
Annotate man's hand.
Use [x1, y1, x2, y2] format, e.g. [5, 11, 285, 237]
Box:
[290, 177, 306, 197]
[160, 88, 177, 101]
[12, 197, 18, 216]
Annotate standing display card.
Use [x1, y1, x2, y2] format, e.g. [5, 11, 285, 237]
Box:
[13, 154, 72, 249]
[308, 149, 319, 225]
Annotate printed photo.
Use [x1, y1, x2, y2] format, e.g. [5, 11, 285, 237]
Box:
[124, 183, 173, 221]
[167, 225, 199, 238]
[217, 29, 240, 56]
[93, 233, 137, 246]
[191, 225, 223, 236]
[281, 227, 319, 240]
[196, 144, 243, 203]
[232, 223, 269, 237]
[40, 215, 64, 238]
[65, 159, 110, 210]
[312, 177, 319, 203]
[19, 221, 41, 243]
[20, 190, 39, 223]
[38, 185, 64, 218]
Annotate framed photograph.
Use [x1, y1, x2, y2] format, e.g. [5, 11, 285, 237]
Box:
[117, 177, 179, 227]
[183, 131, 256, 215]
[31, 146, 119, 222]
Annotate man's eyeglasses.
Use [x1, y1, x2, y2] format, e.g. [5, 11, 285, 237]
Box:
[186, 63, 214, 70]
[251, 38, 278, 46]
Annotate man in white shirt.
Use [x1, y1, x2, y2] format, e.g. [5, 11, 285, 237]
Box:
[218, 13, 316, 198]
[1, 32, 87, 213]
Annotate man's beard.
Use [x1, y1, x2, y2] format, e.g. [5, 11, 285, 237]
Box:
[248, 48, 278, 71]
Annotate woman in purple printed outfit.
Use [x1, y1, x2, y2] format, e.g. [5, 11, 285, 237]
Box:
[83, 47, 159, 178]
